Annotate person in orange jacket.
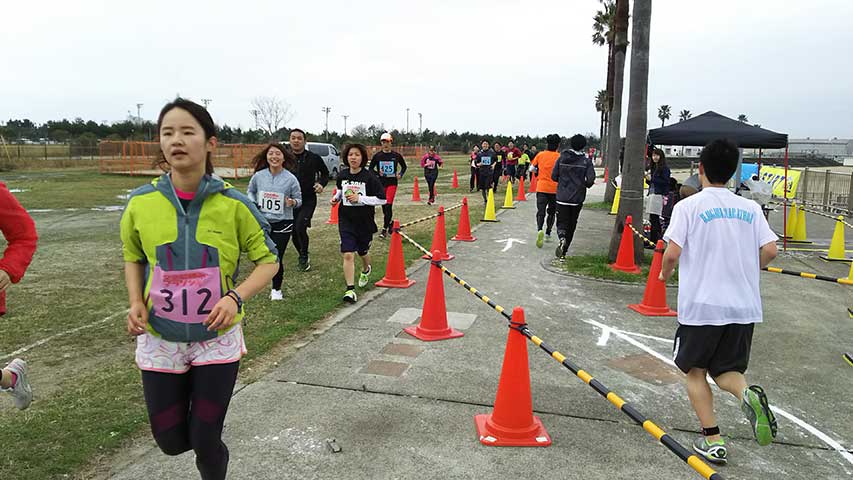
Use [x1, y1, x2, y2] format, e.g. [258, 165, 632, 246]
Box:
[532, 134, 561, 248]
[0, 181, 38, 410]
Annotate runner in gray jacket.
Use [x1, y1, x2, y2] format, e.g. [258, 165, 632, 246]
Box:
[551, 134, 595, 259]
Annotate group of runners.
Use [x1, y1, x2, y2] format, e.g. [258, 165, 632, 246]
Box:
[0, 98, 783, 478]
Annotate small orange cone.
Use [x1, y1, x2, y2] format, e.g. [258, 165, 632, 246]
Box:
[475, 307, 551, 447]
[515, 177, 527, 201]
[325, 188, 339, 224]
[603, 167, 609, 183]
[529, 173, 538, 193]
[609, 215, 642, 274]
[452, 197, 476, 242]
[452, 169, 460, 189]
[404, 250, 464, 341]
[375, 220, 416, 289]
[412, 177, 422, 202]
[422, 206, 455, 261]
[628, 240, 676, 316]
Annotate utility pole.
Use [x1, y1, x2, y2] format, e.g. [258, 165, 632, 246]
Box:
[342, 115, 349, 135]
[322, 107, 332, 140]
[201, 98, 212, 109]
[418, 112, 422, 134]
[405, 108, 410, 133]
[250, 109, 260, 129]
[136, 103, 143, 125]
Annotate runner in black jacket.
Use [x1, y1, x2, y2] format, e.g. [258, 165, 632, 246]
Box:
[551, 134, 595, 259]
[368, 132, 407, 237]
[289, 129, 330, 271]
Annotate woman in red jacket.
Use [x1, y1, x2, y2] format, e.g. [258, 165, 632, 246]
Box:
[0, 181, 38, 410]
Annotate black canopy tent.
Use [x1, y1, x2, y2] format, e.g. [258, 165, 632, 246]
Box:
[648, 110, 792, 249]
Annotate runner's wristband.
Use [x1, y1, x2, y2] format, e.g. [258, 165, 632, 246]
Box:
[225, 289, 243, 310]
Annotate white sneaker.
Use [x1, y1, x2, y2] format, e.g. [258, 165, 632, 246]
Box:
[270, 289, 284, 301]
[358, 265, 372, 288]
[3, 358, 32, 410]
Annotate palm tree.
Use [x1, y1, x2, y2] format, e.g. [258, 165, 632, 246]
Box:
[603, 0, 629, 203]
[609, 0, 652, 263]
[738, 114, 749, 123]
[595, 90, 608, 156]
[679, 109, 692, 122]
[592, 1, 616, 172]
[657, 104, 671, 127]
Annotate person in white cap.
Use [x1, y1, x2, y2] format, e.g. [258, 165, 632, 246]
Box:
[368, 132, 408, 237]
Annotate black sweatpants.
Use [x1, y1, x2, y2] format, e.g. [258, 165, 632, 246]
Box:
[141, 361, 239, 480]
[649, 214, 662, 244]
[556, 204, 583, 256]
[425, 171, 438, 202]
[536, 193, 557, 234]
[292, 198, 317, 262]
[469, 166, 477, 190]
[270, 219, 294, 290]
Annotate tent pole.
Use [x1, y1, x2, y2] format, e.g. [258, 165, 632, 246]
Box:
[783, 144, 789, 252]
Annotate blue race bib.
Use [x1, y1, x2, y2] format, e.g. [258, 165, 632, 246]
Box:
[379, 160, 395, 176]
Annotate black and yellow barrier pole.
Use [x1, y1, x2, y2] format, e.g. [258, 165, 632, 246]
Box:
[844, 353, 853, 367]
[627, 222, 656, 248]
[763, 266, 853, 286]
[399, 202, 463, 229]
[396, 229, 724, 480]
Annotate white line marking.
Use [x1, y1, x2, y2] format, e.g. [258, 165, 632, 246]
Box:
[583, 319, 853, 466]
[597, 328, 612, 346]
[531, 294, 553, 306]
[0, 309, 129, 361]
[495, 238, 526, 252]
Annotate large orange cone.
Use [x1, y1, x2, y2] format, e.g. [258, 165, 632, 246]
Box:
[609, 215, 642, 274]
[375, 220, 416, 288]
[529, 173, 538, 193]
[475, 307, 551, 447]
[411, 176, 422, 202]
[821, 216, 851, 262]
[422, 206, 455, 261]
[404, 251, 464, 341]
[603, 166, 609, 183]
[628, 240, 677, 316]
[452, 169, 460, 189]
[325, 188, 339, 224]
[515, 178, 527, 201]
[452, 197, 476, 242]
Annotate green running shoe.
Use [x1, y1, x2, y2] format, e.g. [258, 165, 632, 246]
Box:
[358, 265, 371, 288]
[741, 385, 778, 446]
[692, 437, 727, 465]
[342, 289, 357, 304]
[536, 230, 544, 248]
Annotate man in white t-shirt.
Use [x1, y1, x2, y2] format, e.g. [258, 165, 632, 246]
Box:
[659, 138, 779, 465]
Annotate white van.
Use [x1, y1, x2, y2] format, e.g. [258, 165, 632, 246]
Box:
[306, 142, 342, 179]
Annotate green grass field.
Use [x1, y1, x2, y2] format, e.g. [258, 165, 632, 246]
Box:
[0, 155, 496, 479]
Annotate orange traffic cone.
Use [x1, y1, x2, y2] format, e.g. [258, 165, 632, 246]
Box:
[412, 177, 422, 202]
[475, 307, 551, 447]
[404, 250, 464, 341]
[452, 197, 476, 242]
[609, 215, 642, 274]
[529, 173, 538, 193]
[325, 188, 339, 224]
[603, 167, 609, 183]
[515, 177, 527, 201]
[628, 240, 676, 316]
[375, 220, 416, 289]
[422, 206, 455, 261]
[452, 169, 460, 189]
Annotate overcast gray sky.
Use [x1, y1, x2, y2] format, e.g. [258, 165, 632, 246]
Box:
[2, 0, 851, 138]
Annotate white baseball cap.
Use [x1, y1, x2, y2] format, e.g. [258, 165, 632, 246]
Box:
[380, 132, 393, 142]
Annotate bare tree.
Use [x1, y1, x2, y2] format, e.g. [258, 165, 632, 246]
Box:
[608, 0, 652, 263]
[250, 96, 295, 139]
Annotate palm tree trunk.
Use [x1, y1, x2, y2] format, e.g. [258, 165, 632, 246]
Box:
[603, 0, 629, 204]
[608, 0, 652, 263]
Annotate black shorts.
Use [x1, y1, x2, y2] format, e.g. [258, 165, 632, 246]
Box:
[340, 229, 372, 256]
[673, 323, 755, 378]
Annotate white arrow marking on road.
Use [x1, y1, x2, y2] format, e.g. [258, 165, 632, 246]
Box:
[496, 238, 526, 252]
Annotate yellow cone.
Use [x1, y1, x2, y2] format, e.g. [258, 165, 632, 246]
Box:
[847, 259, 853, 281]
[821, 216, 850, 261]
[482, 188, 500, 222]
[784, 202, 798, 238]
[609, 187, 621, 215]
[501, 181, 515, 209]
[791, 207, 809, 243]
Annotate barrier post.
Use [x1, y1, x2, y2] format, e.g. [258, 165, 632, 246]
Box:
[847, 170, 853, 217]
[823, 169, 831, 212]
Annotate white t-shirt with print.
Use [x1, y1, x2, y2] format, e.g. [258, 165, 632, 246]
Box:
[663, 187, 777, 326]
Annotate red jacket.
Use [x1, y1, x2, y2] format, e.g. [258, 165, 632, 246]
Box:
[0, 182, 38, 315]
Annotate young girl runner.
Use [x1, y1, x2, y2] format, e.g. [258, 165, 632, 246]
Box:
[248, 143, 302, 301]
[420, 146, 443, 205]
[121, 98, 278, 480]
[331, 143, 386, 303]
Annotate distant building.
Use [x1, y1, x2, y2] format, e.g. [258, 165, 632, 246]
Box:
[787, 138, 853, 159]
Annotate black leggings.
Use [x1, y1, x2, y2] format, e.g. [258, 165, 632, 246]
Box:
[469, 166, 477, 190]
[425, 171, 438, 201]
[292, 199, 316, 262]
[270, 219, 293, 289]
[649, 214, 662, 244]
[556, 204, 583, 255]
[141, 361, 239, 480]
[536, 193, 557, 234]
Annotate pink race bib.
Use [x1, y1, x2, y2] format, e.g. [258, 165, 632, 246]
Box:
[150, 265, 222, 324]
